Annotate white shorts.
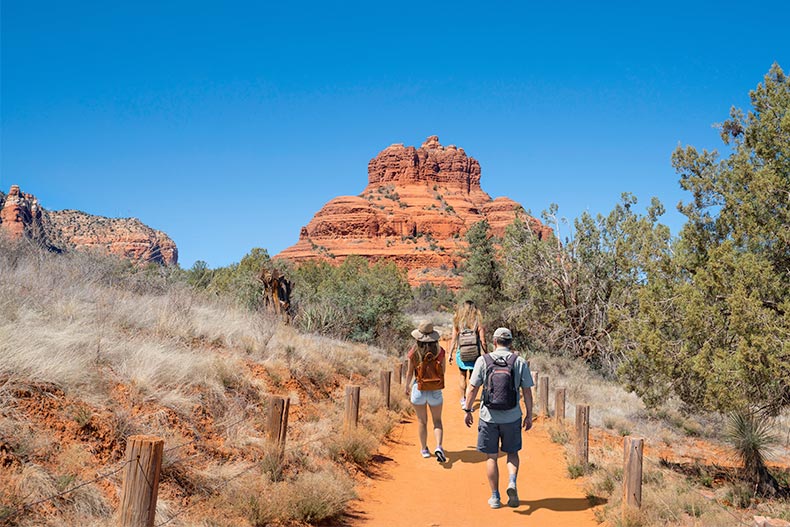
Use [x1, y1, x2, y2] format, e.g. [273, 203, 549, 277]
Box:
[410, 384, 443, 406]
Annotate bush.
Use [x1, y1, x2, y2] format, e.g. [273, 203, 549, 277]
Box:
[291, 256, 411, 348]
[409, 282, 456, 313]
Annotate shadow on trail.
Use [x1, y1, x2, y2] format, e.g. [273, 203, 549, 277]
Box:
[440, 449, 506, 468]
[360, 453, 396, 479]
[514, 496, 607, 515]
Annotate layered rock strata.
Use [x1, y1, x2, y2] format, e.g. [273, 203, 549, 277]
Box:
[0, 185, 178, 265]
[277, 136, 550, 287]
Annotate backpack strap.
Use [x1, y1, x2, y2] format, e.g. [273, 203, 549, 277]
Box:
[505, 353, 519, 389]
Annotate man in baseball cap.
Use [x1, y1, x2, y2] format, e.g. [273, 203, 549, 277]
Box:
[463, 327, 533, 509]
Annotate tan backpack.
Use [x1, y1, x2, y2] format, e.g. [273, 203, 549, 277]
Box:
[416, 350, 444, 391]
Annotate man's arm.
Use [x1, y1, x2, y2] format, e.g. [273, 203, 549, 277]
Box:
[521, 386, 533, 431]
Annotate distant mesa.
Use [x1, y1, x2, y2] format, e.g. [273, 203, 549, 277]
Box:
[276, 136, 551, 287]
[0, 184, 178, 265]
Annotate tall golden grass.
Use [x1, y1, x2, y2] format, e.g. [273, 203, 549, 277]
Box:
[0, 239, 405, 526]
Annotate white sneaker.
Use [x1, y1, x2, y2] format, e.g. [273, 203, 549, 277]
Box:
[460, 397, 467, 408]
[488, 496, 502, 509]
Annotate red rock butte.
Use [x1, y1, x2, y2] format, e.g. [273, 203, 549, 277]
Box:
[276, 136, 551, 287]
[0, 185, 178, 265]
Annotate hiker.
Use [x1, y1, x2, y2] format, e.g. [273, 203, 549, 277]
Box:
[463, 327, 533, 509]
[448, 300, 487, 409]
[404, 320, 447, 462]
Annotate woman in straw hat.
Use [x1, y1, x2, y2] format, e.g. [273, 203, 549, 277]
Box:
[404, 320, 447, 462]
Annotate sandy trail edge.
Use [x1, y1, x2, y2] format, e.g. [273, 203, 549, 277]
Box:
[347, 391, 602, 526]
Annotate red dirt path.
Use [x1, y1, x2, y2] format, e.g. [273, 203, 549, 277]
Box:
[349, 402, 601, 526]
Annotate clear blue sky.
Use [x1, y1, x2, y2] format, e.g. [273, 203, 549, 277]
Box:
[2, 1, 788, 268]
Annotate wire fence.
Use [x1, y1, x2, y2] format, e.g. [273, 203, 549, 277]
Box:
[0, 458, 133, 523]
[0, 404, 272, 525]
[154, 430, 338, 527]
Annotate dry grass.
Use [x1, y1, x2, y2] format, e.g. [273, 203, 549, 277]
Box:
[530, 350, 790, 525]
[0, 241, 403, 526]
[227, 465, 356, 526]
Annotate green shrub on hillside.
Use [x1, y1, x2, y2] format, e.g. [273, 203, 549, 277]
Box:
[290, 255, 411, 349]
[409, 282, 455, 313]
[203, 247, 271, 310]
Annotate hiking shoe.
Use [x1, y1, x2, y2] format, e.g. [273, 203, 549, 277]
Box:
[420, 448, 431, 458]
[434, 447, 447, 463]
[506, 483, 519, 507]
[488, 496, 502, 509]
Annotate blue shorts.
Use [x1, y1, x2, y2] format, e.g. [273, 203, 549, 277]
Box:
[410, 384, 443, 406]
[477, 419, 522, 454]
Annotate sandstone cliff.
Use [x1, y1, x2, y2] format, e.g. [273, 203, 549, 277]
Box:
[0, 185, 178, 265]
[277, 136, 551, 287]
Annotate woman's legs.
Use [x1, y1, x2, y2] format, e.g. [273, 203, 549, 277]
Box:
[428, 402, 443, 448]
[458, 368, 469, 402]
[413, 403, 429, 450]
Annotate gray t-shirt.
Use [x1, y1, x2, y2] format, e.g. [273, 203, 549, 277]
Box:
[469, 347, 533, 424]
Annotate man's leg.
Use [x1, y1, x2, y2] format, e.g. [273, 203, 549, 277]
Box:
[501, 421, 523, 508]
[486, 453, 499, 492]
[506, 452, 520, 480]
[486, 453, 502, 508]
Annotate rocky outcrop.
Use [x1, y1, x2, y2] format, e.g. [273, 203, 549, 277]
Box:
[277, 136, 551, 287]
[0, 185, 48, 243]
[0, 185, 178, 265]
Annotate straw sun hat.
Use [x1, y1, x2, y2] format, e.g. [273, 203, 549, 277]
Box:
[411, 320, 440, 342]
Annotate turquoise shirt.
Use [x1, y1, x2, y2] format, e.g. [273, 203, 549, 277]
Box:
[469, 347, 533, 423]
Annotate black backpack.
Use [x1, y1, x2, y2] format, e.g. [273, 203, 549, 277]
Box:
[482, 353, 518, 410]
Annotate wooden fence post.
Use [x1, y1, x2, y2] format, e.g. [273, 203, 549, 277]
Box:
[396, 362, 404, 384]
[119, 435, 164, 527]
[345, 385, 361, 430]
[265, 396, 290, 451]
[539, 376, 550, 416]
[380, 370, 392, 409]
[575, 404, 590, 466]
[555, 388, 566, 422]
[623, 436, 644, 520]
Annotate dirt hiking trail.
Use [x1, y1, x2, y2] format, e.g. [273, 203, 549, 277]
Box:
[349, 387, 601, 526]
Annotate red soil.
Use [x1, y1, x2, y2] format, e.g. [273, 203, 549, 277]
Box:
[349, 406, 600, 526]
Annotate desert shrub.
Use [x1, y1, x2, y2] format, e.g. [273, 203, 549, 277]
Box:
[409, 282, 455, 313]
[291, 256, 411, 348]
[206, 248, 271, 310]
[328, 427, 378, 465]
[236, 467, 355, 526]
[726, 409, 781, 494]
[290, 468, 357, 523]
[547, 421, 571, 444]
[502, 196, 670, 375]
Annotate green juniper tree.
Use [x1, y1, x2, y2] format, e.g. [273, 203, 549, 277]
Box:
[462, 220, 503, 310]
[622, 64, 790, 417]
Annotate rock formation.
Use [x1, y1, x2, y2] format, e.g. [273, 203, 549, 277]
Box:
[277, 136, 551, 287]
[0, 185, 178, 265]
